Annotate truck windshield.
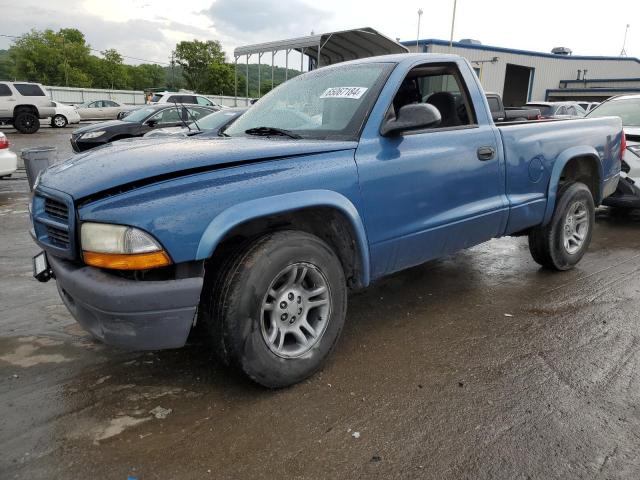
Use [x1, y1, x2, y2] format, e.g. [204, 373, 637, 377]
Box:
[587, 98, 640, 126]
[225, 63, 393, 140]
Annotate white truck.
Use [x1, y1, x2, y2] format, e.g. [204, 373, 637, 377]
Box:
[0, 82, 56, 134]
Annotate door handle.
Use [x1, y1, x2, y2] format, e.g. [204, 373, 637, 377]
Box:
[477, 146, 496, 161]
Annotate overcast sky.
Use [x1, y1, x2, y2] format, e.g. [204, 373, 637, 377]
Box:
[0, 0, 637, 66]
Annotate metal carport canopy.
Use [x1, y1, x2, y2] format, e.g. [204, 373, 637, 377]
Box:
[234, 27, 408, 67]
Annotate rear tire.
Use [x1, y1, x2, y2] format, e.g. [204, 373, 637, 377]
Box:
[51, 114, 68, 128]
[528, 182, 595, 270]
[14, 111, 40, 134]
[200, 230, 347, 388]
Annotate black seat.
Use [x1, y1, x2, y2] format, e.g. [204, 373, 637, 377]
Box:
[426, 91, 461, 127]
[393, 78, 422, 114]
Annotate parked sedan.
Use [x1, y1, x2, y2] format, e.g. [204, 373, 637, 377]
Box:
[50, 101, 81, 128]
[74, 100, 137, 121]
[143, 107, 247, 139]
[70, 104, 216, 152]
[0, 132, 17, 178]
[524, 101, 587, 119]
[587, 94, 640, 209]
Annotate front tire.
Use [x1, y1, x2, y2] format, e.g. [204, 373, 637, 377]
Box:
[201, 231, 347, 388]
[528, 182, 595, 270]
[51, 114, 68, 128]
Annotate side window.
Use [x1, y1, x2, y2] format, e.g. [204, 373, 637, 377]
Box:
[389, 63, 476, 129]
[187, 107, 210, 120]
[197, 96, 213, 106]
[166, 95, 179, 103]
[104, 100, 118, 107]
[14, 83, 45, 96]
[556, 106, 567, 115]
[182, 96, 197, 104]
[0, 84, 12, 96]
[152, 107, 181, 123]
[567, 106, 577, 116]
[89, 101, 101, 108]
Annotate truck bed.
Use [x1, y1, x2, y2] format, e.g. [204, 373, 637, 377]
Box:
[498, 116, 623, 234]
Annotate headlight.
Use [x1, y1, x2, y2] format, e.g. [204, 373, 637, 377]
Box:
[82, 131, 105, 139]
[627, 144, 640, 157]
[80, 222, 171, 270]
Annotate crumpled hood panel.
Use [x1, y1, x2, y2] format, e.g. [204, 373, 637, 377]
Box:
[40, 136, 357, 200]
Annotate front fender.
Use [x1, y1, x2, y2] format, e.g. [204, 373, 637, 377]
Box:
[195, 189, 371, 287]
[542, 145, 602, 225]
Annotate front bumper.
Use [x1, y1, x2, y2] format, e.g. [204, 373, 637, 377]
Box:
[48, 254, 204, 350]
[0, 149, 17, 177]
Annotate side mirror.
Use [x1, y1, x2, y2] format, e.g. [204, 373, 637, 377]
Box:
[380, 103, 442, 136]
[146, 119, 158, 127]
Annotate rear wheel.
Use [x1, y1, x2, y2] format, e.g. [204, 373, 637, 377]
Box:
[14, 111, 40, 134]
[51, 114, 68, 128]
[200, 230, 347, 388]
[528, 182, 595, 270]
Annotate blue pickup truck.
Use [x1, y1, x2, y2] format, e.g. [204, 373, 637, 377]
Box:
[31, 54, 624, 387]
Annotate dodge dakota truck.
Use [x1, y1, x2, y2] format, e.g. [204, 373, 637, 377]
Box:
[30, 54, 624, 387]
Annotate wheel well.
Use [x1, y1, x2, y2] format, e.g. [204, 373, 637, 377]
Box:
[14, 105, 38, 117]
[559, 155, 600, 204]
[209, 207, 365, 290]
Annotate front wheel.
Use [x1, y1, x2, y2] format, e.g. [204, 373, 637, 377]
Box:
[51, 114, 68, 128]
[201, 231, 347, 388]
[528, 182, 595, 270]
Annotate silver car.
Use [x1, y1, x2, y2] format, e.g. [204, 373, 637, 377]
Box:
[587, 94, 640, 209]
[74, 100, 137, 120]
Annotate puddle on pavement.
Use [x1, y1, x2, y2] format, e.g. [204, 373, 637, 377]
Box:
[0, 338, 73, 367]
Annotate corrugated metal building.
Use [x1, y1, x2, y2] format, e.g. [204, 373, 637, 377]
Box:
[404, 39, 640, 106]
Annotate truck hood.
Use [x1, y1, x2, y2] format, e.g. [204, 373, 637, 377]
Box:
[39, 136, 357, 200]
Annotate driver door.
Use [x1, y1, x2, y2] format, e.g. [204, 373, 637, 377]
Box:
[355, 62, 507, 279]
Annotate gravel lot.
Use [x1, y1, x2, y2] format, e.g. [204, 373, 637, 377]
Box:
[2, 127, 640, 479]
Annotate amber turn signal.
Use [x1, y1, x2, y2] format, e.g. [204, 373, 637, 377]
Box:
[83, 251, 172, 270]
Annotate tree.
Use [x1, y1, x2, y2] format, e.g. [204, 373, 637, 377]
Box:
[128, 63, 166, 90]
[173, 40, 226, 93]
[100, 49, 128, 89]
[205, 62, 237, 95]
[8, 28, 92, 86]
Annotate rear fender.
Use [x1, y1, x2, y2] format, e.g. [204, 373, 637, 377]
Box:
[542, 145, 602, 225]
[195, 189, 371, 287]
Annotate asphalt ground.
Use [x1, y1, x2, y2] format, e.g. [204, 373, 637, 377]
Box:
[1, 126, 640, 479]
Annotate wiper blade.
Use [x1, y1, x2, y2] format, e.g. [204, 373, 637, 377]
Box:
[245, 126, 301, 139]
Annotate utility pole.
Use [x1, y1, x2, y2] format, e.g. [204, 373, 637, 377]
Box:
[620, 24, 630, 56]
[449, 0, 458, 48]
[416, 9, 423, 50]
[170, 52, 175, 89]
[61, 35, 69, 87]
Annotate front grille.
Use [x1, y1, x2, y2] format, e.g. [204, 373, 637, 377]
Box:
[45, 226, 70, 248]
[32, 190, 76, 259]
[44, 197, 69, 220]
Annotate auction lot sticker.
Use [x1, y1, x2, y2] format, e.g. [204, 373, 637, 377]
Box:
[320, 87, 368, 99]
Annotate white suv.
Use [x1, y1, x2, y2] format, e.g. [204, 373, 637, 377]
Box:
[150, 91, 225, 109]
[0, 82, 56, 134]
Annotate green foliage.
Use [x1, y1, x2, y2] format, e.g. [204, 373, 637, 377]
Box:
[1, 28, 301, 97]
[236, 64, 301, 97]
[8, 28, 92, 86]
[173, 39, 226, 92]
[0, 50, 13, 80]
[128, 64, 166, 90]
